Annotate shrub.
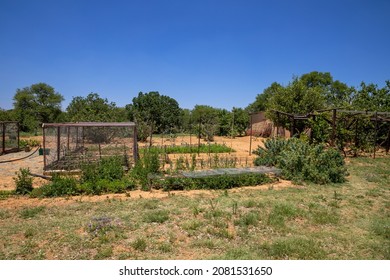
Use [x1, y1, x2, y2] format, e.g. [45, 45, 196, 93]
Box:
[131, 149, 161, 190]
[254, 138, 347, 184]
[32, 175, 79, 197]
[155, 173, 273, 191]
[14, 168, 33, 195]
[81, 156, 124, 183]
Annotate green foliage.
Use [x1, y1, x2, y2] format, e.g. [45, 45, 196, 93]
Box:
[20, 206, 45, 219]
[254, 138, 347, 184]
[126, 91, 182, 141]
[191, 105, 220, 141]
[66, 93, 125, 122]
[143, 210, 170, 223]
[31, 175, 79, 197]
[13, 83, 63, 132]
[81, 156, 124, 183]
[131, 149, 161, 190]
[14, 168, 33, 195]
[254, 138, 289, 166]
[246, 82, 283, 113]
[131, 237, 147, 251]
[154, 173, 273, 191]
[143, 143, 234, 154]
[19, 139, 41, 149]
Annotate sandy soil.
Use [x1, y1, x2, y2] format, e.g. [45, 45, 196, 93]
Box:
[0, 134, 298, 211]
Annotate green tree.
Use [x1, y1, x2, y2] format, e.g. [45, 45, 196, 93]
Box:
[191, 105, 220, 141]
[266, 77, 326, 129]
[232, 107, 249, 136]
[300, 71, 353, 108]
[126, 92, 182, 143]
[66, 93, 124, 122]
[13, 83, 63, 132]
[352, 81, 390, 111]
[246, 82, 282, 113]
[0, 108, 16, 121]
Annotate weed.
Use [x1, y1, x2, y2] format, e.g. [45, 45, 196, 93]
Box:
[158, 242, 172, 253]
[95, 246, 113, 259]
[235, 211, 260, 227]
[143, 210, 169, 223]
[20, 206, 45, 219]
[14, 168, 33, 195]
[371, 217, 390, 239]
[264, 237, 326, 259]
[268, 203, 299, 227]
[86, 216, 122, 237]
[132, 237, 147, 251]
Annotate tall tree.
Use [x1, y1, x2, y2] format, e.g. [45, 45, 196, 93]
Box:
[246, 82, 282, 113]
[66, 93, 124, 122]
[126, 92, 182, 143]
[13, 83, 63, 132]
[191, 105, 220, 141]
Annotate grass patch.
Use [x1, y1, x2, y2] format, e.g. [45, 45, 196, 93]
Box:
[143, 210, 170, 223]
[0, 156, 388, 260]
[262, 237, 326, 259]
[19, 206, 45, 219]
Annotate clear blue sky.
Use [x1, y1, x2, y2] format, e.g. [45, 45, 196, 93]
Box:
[1, 0, 389, 111]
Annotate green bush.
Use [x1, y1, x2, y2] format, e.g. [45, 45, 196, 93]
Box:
[14, 168, 33, 195]
[131, 149, 161, 190]
[254, 138, 347, 184]
[31, 175, 79, 197]
[81, 156, 124, 183]
[154, 173, 273, 191]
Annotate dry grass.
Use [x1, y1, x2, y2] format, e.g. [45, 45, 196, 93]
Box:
[0, 156, 389, 260]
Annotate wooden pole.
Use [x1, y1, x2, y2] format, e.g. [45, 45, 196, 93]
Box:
[332, 109, 337, 147]
[249, 114, 253, 156]
[374, 112, 378, 159]
[2, 123, 5, 154]
[57, 126, 61, 162]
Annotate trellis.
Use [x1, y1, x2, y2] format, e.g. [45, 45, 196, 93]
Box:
[271, 109, 390, 158]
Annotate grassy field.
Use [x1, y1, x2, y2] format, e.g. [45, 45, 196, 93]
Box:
[0, 157, 388, 260]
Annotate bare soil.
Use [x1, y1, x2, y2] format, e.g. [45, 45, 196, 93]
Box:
[0, 135, 292, 210]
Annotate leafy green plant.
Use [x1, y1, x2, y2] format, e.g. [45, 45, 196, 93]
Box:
[155, 173, 273, 191]
[254, 138, 347, 184]
[32, 175, 79, 197]
[14, 168, 33, 195]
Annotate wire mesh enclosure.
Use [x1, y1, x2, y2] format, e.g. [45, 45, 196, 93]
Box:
[1, 121, 19, 155]
[42, 122, 138, 171]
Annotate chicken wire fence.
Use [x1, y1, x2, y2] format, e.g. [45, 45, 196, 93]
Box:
[42, 122, 137, 171]
[1, 122, 19, 155]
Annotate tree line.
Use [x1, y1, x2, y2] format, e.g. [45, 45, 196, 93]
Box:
[1, 71, 389, 143]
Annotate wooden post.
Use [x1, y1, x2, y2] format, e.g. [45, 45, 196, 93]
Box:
[386, 125, 390, 155]
[2, 123, 5, 154]
[332, 109, 337, 147]
[249, 114, 253, 156]
[43, 125, 46, 170]
[290, 116, 295, 138]
[57, 126, 61, 162]
[198, 120, 201, 156]
[373, 112, 378, 159]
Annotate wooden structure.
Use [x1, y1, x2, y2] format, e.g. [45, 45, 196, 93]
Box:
[271, 109, 390, 158]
